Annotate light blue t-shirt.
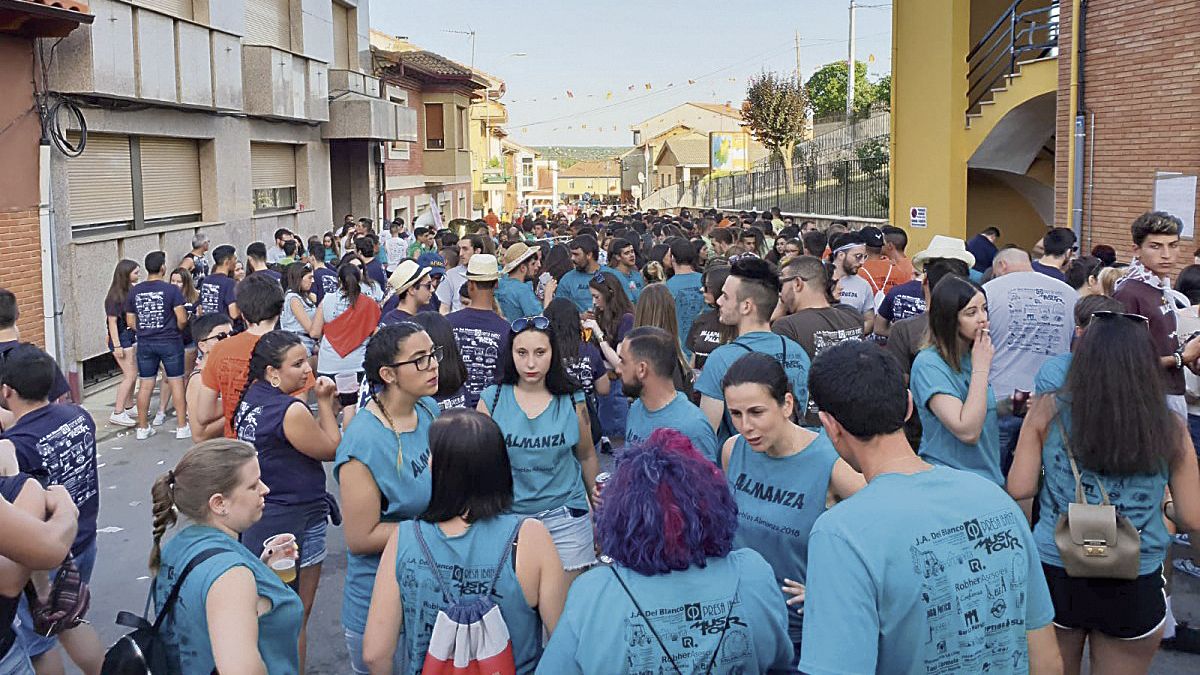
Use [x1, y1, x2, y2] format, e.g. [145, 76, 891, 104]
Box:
[334, 400, 439, 633]
[557, 265, 617, 313]
[481, 384, 588, 513]
[1032, 366, 1171, 576]
[395, 515, 541, 674]
[496, 275, 543, 322]
[665, 271, 705, 358]
[800, 466, 1054, 675]
[695, 331, 812, 445]
[910, 347, 1002, 486]
[1034, 353, 1072, 395]
[155, 525, 302, 675]
[727, 431, 838, 644]
[609, 266, 644, 304]
[537, 551, 793, 674]
[625, 392, 718, 463]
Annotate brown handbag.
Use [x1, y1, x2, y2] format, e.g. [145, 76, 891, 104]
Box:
[1052, 415, 1141, 580]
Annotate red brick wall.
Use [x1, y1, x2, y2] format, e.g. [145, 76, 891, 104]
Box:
[0, 207, 45, 345]
[1056, 1, 1200, 270]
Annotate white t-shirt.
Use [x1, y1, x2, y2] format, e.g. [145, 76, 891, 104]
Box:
[436, 265, 469, 313]
[983, 271, 1078, 398]
[380, 231, 409, 271]
[837, 274, 876, 316]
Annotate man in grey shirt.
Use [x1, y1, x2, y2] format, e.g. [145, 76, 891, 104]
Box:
[436, 234, 485, 315]
[830, 232, 875, 335]
[983, 247, 1077, 470]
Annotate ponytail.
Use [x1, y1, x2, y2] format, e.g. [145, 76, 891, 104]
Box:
[233, 331, 302, 429]
[148, 470, 178, 572]
[339, 263, 362, 306]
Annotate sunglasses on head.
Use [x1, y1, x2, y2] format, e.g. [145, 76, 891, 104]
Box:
[1091, 311, 1149, 325]
[728, 252, 759, 264]
[511, 315, 550, 333]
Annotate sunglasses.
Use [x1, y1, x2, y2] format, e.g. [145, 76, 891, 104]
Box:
[386, 345, 444, 372]
[1091, 311, 1149, 324]
[511, 315, 550, 333]
[728, 252, 760, 264]
[202, 331, 232, 342]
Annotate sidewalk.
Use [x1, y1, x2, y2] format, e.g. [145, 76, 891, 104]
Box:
[81, 379, 172, 444]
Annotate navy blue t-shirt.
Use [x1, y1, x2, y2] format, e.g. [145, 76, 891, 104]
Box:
[234, 381, 324, 506]
[199, 273, 237, 317]
[878, 279, 926, 323]
[1032, 260, 1068, 283]
[313, 266, 339, 303]
[380, 308, 413, 327]
[364, 259, 388, 289]
[125, 279, 185, 343]
[447, 308, 511, 409]
[254, 268, 283, 286]
[4, 404, 98, 555]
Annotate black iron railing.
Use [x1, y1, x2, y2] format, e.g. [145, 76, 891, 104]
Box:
[710, 153, 889, 220]
[966, 0, 1059, 118]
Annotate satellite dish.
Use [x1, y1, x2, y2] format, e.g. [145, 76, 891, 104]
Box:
[637, 172, 646, 183]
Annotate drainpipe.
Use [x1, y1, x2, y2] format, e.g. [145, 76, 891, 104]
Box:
[1067, 0, 1086, 239]
[38, 139, 68, 399]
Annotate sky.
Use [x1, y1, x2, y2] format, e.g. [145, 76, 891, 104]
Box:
[372, 0, 893, 147]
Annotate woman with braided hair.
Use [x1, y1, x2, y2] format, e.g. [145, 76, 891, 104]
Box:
[232, 330, 340, 671]
[334, 322, 441, 674]
[148, 439, 302, 674]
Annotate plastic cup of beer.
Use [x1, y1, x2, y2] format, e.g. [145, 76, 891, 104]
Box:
[263, 533, 298, 583]
[334, 372, 359, 395]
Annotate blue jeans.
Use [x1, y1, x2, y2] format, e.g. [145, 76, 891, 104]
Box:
[1188, 414, 1200, 458]
[0, 639, 34, 675]
[997, 413, 1023, 479]
[135, 339, 185, 379]
[16, 543, 97, 658]
[519, 505, 596, 571]
[344, 628, 406, 675]
[598, 378, 629, 439]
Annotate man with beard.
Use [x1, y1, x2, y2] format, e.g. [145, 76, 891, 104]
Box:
[829, 232, 875, 335]
[619, 326, 718, 463]
[607, 237, 642, 303]
[556, 234, 616, 313]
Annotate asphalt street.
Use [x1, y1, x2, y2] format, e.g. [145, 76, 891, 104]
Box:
[61, 424, 1200, 674]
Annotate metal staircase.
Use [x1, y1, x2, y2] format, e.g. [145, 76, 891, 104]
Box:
[966, 0, 1060, 124]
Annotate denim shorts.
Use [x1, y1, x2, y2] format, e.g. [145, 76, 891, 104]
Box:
[16, 544, 97, 658]
[107, 329, 135, 351]
[519, 505, 596, 571]
[241, 498, 330, 569]
[135, 339, 185, 379]
[344, 627, 406, 675]
[0, 639, 34, 675]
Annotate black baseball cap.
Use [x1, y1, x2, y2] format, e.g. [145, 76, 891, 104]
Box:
[860, 226, 885, 249]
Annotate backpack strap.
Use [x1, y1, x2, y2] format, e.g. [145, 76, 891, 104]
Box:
[1054, 411, 1111, 506]
[489, 385, 503, 415]
[412, 520, 453, 605]
[609, 566, 682, 675]
[487, 520, 524, 596]
[152, 548, 225, 630]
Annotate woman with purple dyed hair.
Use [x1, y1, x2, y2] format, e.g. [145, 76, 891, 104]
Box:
[536, 428, 793, 674]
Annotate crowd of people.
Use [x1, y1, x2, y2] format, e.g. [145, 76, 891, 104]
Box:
[1, 205, 1199, 674]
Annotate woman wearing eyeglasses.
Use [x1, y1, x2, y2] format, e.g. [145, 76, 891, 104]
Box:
[185, 313, 233, 441]
[478, 315, 599, 579]
[909, 275, 1002, 485]
[1008, 311, 1200, 674]
[232, 330, 341, 672]
[335, 323, 442, 674]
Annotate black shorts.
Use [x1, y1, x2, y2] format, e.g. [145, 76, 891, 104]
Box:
[1042, 563, 1167, 639]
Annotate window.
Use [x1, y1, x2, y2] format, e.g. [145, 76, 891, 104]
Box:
[425, 103, 444, 149]
[457, 106, 468, 149]
[459, 195, 466, 218]
[569, 181, 575, 190]
[387, 85, 410, 160]
[250, 142, 297, 213]
[392, 204, 409, 224]
[521, 157, 534, 188]
[136, 0, 194, 20]
[244, 0, 292, 50]
[331, 1, 351, 71]
[66, 133, 203, 237]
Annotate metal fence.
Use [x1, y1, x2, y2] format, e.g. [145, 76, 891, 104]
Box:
[711, 155, 889, 219]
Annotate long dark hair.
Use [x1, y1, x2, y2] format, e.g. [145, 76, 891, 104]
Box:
[337, 262, 362, 306]
[544, 298, 585, 359]
[106, 259, 138, 311]
[589, 272, 634, 347]
[497, 322, 580, 395]
[234, 330, 302, 429]
[419, 410, 512, 524]
[924, 275, 984, 372]
[409, 311, 467, 399]
[284, 262, 314, 302]
[542, 244, 572, 281]
[1066, 314, 1177, 475]
[170, 266, 199, 304]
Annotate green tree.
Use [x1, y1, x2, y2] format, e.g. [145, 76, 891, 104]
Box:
[873, 73, 891, 110]
[741, 72, 808, 187]
[806, 60, 873, 119]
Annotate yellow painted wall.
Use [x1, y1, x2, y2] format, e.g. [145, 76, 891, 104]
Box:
[891, 0, 970, 252]
[967, 171, 1046, 250]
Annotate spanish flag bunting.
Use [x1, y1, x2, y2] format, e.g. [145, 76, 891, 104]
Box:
[566, 90, 574, 98]
[644, 83, 652, 90]
[688, 79, 696, 85]
[868, 53, 876, 63]
[606, 91, 613, 100]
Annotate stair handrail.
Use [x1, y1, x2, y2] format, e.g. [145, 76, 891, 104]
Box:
[966, 0, 1059, 118]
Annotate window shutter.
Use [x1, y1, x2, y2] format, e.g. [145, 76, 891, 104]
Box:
[332, 2, 350, 70]
[67, 133, 134, 227]
[141, 137, 202, 220]
[244, 0, 291, 50]
[425, 103, 444, 147]
[134, 0, 194, 20]
[251, 142, 296, 189]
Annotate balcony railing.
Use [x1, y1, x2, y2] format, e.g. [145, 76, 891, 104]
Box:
[966, 0, 1059, 118]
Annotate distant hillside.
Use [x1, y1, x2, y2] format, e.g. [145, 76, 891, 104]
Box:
[532, 146, 630, 169]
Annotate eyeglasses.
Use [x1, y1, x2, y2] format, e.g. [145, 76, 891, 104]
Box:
[202, 331, 232, 342]
[511, 315, 550, 333]
[386, 345, 444, 372]
[1091, 311, 1149, 325]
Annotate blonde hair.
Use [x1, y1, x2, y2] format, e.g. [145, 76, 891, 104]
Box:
[633, 283, 695, 385]
[149, 439, 257, 572]
[1098, 266, 1123, 297]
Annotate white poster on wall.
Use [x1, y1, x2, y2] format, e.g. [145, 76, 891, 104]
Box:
[909, 206, 928, 228]
[1154, 172, 1197, 239]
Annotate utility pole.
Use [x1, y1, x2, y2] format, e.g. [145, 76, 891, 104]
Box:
[846, 0, 857, 146]
[795, 30, 803, 84]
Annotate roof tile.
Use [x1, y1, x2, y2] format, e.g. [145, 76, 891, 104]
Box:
[15, 0, 90, 14]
